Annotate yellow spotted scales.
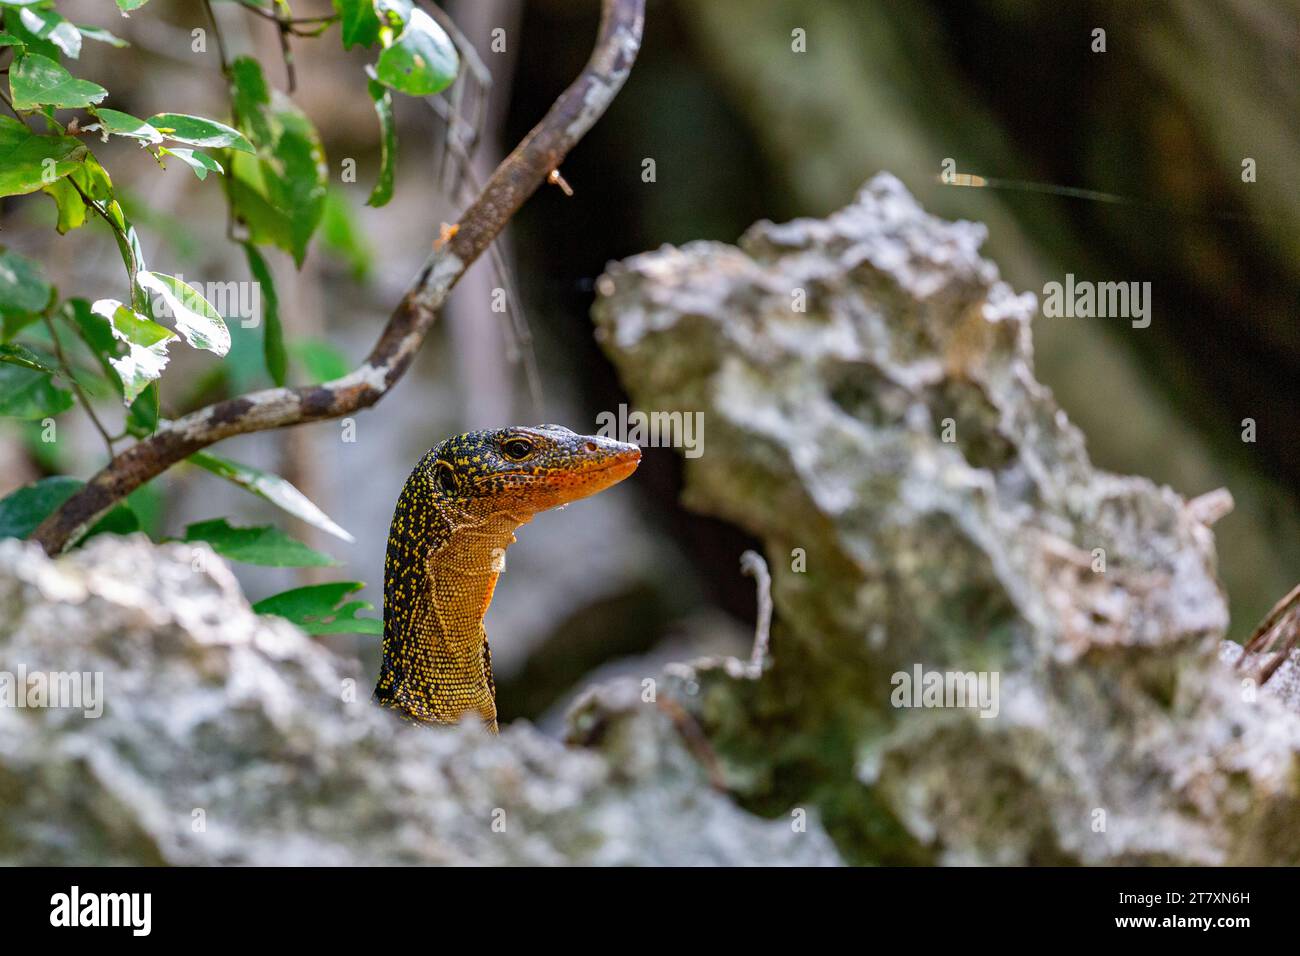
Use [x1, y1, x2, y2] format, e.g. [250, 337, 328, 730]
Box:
[375, 425, 641, 732]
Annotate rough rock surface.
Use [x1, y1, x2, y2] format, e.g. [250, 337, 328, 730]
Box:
[592, 174, 1300, 864]
[0, 536, 839, 865]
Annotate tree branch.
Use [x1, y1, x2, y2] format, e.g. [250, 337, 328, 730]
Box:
[33, 0, 645, 554]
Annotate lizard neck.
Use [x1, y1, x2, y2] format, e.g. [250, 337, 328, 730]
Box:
[376, 476, 525, 731]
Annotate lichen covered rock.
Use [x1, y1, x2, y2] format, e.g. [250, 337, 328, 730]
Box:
[0, 536, 839, 865]
[592, 174, 1300, 864]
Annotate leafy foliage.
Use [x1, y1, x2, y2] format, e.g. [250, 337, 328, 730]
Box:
[90, 298, 175, 404]
[188, 451, 355, 543]
[0, 475, 137, 540]
[146, 113, 252, 153]
[252, 580, 383, 636]
[0, 116, 85, 197]
[0, 362, 72, 418]
[365, 71, 396, 207]
[0, 0, 465, 636]
[228, 56, 326, 266]
[375, 6, 457, 97]
[0, 247, 52, 319]
[10, 52, 106, 109]
[182, 518, 337, 568]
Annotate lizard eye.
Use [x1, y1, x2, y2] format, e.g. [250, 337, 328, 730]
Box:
[434, 460, 459, 495]
[501, 437, 534, 461]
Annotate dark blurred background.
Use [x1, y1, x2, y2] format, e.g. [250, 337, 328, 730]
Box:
[2, 0, 1297, 726]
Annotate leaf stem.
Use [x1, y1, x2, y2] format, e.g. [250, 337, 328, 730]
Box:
[235, 0, 339, 33]
[64, 175, 139, 304]
[0, 87, 25, 124]
[202, 0, 231, 77]
[43, 314, 116, 457]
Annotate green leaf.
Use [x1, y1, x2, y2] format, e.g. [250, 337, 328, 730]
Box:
[289, 337, 349, 383]
[42, 176, 86, 233]
[9, 53, 107, 109]
[16, 6, 79, 59]
[0, 475, 138, 541]
[60, 298, 119, 389]
[101, 200, 148, 300]
[86, 107, 163, 144]
[0, 476, 79, 539]
[73, 151, 113, 199]
[0, 247, 51, 316]
[0, 341, 56, 372]
[373, 0, 413, 20]
[182, 518, 338, 568]
[243, 243, 284, 386]
[137, 271, 230, 356]
[0, 33, 24, 49]
[229, 57, 327, 266]
[160, 146, 222, 180]
[114, 0, 150, 12]
[90, 297, 175, 404]
[76, 24, 128, 48]
[365, 72, 395, 207]
[334, 0, 380, 49]
[0, 247, 49, 340]
[2, 9, 48, 59]
[40, 152, 109, 234]
[375, 7, 458, 97]
[126, 382, 158, 435]
[126, 480, 164, 538]
[320, 188, 373, 281]
[252, 581, 382, 636]
[39, 149, 111, 232]
[214, 308, 267, 395]
[0, 115, 87, 197]
[146, 113, 253, 153]
[189, 451, 356, 543]
[86, 500, 140, 537]
[0, 363, 73, 418]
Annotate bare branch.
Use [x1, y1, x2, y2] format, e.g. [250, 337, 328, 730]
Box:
[33, 0, 645, 554]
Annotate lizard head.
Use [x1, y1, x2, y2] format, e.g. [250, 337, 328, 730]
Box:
[424, 424, 641, 518]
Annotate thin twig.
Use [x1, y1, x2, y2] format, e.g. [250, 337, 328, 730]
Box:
[421, 0, 492, 205]
[203, 0, 231, 75]
[0, 88, 25, 123]
[277, 21, 297, 92]
[64, 176, 140, 300]
[33, 0, 646, 554]
[1243, 581, 1300, 656]
[1240, 580, 1300, 685]
[421, 1, 493, 89]
[43, 315, 116, 456]
[419, 4, 540, 409]
[655, 696, 728, 791]
[234, 0, 339, 34]
[438, 141, 544, 414]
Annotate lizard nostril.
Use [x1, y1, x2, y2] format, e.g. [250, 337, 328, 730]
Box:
[584, 441, 597, 453]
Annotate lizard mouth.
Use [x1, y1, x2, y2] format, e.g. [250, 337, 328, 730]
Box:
[590, 445, 642, 471]
[550, 444, 640, 499]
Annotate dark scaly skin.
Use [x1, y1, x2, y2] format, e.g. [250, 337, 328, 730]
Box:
[375, 425, 641, 732]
